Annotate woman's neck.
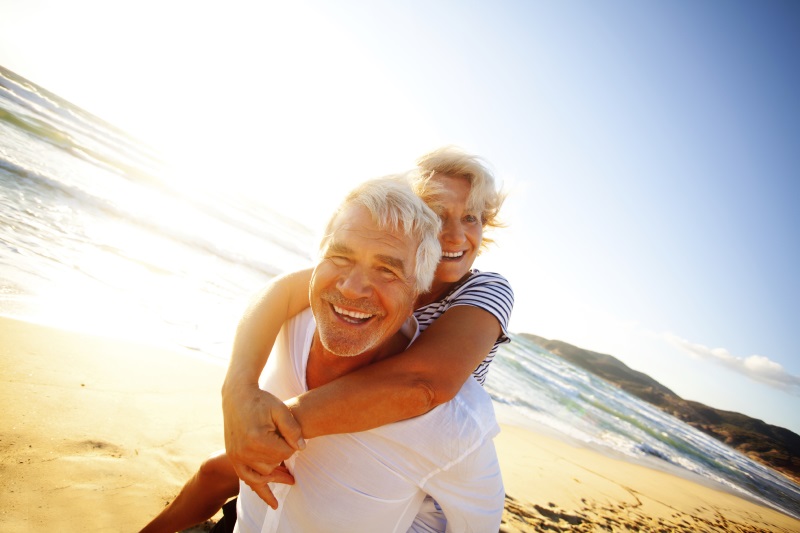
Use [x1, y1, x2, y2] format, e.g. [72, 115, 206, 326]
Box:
[415, 272, 471, 308]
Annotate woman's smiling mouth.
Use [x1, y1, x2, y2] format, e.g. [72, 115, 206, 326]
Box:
[441, 251, 465, 261]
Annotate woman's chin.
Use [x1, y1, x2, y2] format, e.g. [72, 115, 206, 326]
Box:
[435, 264, 469, 284]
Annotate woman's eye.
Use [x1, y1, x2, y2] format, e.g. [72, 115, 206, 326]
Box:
[464, 214, 479, 224]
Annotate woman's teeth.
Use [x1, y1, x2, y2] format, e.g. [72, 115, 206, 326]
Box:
[442, 251, 464, 259]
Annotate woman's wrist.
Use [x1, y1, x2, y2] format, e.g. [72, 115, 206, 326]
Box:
[283, 396, 311, 439]
[222, 366, 261, 403]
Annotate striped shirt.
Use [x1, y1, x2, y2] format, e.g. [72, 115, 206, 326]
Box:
[413, 270, 514, 385]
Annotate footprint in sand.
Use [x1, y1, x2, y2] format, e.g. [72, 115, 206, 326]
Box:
[62, 439, 125, 458]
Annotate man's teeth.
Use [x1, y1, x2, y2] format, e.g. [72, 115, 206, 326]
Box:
[333, 305, 374, 320]
[442, 251, 464, 259]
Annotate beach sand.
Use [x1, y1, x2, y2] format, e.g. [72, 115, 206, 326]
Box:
[495, 424, 798, 532]
[1, 316, 798, 532]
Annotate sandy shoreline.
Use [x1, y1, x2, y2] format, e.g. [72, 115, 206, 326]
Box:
[1, 316, 797, 532]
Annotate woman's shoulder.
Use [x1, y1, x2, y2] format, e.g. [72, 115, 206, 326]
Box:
[445, 269, 514, 306]
[459, 269, 513, 292]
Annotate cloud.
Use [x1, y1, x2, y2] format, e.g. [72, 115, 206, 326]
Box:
[664, 333, 800, 395]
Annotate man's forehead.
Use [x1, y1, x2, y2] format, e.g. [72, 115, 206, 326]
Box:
[326, 207, 417, 272]
[329, 207, 409, 248]
[326, 229, 411, 258]
[326, 238, 407, 269]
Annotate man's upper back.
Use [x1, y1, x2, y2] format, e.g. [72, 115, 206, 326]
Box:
[236, 309, 503, 533]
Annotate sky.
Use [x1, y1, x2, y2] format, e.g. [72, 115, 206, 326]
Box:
[1, 0, 798, 434]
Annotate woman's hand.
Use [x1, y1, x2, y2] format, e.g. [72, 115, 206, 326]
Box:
[220, 268, 313, 506]
[222, 381, 304, 508]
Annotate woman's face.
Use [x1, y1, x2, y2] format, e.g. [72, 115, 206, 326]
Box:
[430, 174, 483, 284]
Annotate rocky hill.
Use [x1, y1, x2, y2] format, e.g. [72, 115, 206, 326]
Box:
[520, 333, 800, 484]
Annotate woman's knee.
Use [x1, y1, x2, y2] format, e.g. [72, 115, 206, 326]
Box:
[198, 451, 237, 485]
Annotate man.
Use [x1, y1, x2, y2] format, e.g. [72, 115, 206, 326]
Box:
[232, 176, 504, 532]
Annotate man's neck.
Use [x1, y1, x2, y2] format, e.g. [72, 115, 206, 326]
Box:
[306, 329, 410, 390]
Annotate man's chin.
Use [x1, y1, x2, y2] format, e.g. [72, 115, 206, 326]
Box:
[318, 331, 377, 358]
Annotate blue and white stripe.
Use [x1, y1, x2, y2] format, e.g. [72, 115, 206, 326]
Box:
[414, 270, 514, 385]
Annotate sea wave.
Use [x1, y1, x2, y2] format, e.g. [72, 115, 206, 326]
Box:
[486, 333, 800, 519]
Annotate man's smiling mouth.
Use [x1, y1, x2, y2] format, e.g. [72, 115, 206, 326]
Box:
[333, 305, 375, 324]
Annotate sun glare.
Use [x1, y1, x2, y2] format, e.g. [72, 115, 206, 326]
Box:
[136, 5, 439, 232]
[4, 1, 443, 234]
[3, 0, 442, 333]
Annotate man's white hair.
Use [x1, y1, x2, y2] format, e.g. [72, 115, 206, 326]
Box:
[320, 175, 442, 293]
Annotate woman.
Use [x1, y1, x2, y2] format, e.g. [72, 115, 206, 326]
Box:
[140, 147, 513, 533]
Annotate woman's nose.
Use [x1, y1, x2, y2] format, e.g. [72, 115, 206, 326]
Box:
[440, 218, 465, 244]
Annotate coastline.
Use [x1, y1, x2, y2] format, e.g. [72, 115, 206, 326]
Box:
[1, 316, 797, 532]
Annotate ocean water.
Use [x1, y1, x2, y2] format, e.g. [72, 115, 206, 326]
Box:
[1, 66, 798, 520]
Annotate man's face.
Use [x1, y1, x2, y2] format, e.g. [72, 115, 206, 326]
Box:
[310, 204, 418, 358]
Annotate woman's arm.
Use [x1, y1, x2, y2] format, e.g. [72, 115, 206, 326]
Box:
[286, 305, 502, 438]
[221, 268, 312, 489]
[224, 268, 510, 480]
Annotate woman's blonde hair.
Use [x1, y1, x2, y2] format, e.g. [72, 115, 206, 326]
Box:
[412, 146, 506, 251]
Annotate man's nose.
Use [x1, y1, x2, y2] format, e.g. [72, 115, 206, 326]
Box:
[336, 265, 373, 299]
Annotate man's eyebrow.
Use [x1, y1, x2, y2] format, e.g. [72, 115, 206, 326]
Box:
[377, 254, 406, 274]
[326, 241, 352, 255]
[326, 240, 407, 275]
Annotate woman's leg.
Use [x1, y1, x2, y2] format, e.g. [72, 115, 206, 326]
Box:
[139, 450, 239, 533]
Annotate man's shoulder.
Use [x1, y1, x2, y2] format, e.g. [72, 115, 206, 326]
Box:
[291, 307, 315, 327]
[447, 376, 497, 431]
[368, 376, 498, 459]
[259, 308, 316, 394]
[285, 308, 316, 347]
